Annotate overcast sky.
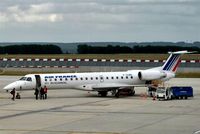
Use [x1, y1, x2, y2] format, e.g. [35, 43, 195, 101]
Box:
[0, 0, 200, 42]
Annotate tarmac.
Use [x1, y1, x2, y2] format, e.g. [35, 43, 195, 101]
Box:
[0, 76, 200, 134]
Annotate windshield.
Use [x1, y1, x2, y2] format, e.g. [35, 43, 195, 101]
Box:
[157, 89, 165, 93]
[19, 77, 27, 81]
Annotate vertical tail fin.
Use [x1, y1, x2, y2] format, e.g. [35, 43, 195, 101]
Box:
[162, 51, 190, 73]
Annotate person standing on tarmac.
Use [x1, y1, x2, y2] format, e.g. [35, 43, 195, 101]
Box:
[40, 87, 45, 100]
[34, 87, 39, 100]
[10, 88, 16, 101]
[44, 86, 48, 99]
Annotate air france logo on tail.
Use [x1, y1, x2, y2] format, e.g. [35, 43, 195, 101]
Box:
[162, 54, 181, 72]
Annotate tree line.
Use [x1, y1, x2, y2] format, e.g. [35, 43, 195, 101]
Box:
[77, 44, 200, 54]
[0, 44, 199, 54]
[77, 45, 133, 54]
[0, 45, 62, 54]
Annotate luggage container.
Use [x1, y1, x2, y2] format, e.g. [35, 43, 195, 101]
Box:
[171, 86, 193, 99]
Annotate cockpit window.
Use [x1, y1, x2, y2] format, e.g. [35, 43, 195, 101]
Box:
[27, 77, 32, 81]
[19, 77, 32, 81]
[19, 77, 27, 81]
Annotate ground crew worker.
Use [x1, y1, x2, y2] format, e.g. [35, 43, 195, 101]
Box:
[10, 88, 16, 101]
[16, 92, 21, 99]
[44, 86, 48, 99]
[34, 88, 39, 100]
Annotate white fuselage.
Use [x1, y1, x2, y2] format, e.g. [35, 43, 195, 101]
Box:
[2, 50, 189, 97]
[40, 71, 143, 90]
[3, 70, 145, 92]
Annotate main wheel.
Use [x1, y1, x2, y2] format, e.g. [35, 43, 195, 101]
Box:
[98, 91, 108, 97]
[129, 89, 135, 96]
[115, 92, 119, 98]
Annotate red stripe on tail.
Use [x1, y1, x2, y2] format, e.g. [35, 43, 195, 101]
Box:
[172, 59, 181, 72]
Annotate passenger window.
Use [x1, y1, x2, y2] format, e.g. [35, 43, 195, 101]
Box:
[116, 76, 118, 79]
[96, 77, 98, 80]
[70, 78, 73, 80]
[131, 76, 133, 79]
[26, 77, 32, 81]
[85, 77, 88, 80]
[111, 77, 114, 79]
[60, 78, 62, 81]
[91, 77, 93, 80]
[65, 78, 68, 81]
[106, 77, 109, 79]
[55, 79, 57, 81]
[50, 79, 52, 81]
[45, 79, 47, 81]
[121, 76, 123, 79]
[126, 76, 128, 79]
[80, 78, 83, 80]
[76, 78, 78, 80]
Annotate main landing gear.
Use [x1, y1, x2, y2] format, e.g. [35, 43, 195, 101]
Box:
[98, 91, 108, 97]
[114, 89, 135, 98]
[98, 88, 135, 98]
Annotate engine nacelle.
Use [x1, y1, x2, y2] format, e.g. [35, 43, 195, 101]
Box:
[138, 70, 167, 81]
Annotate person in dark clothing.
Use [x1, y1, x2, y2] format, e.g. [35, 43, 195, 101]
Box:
[40, 87, 45, 100]
[10, 88, 16, 101]
[16, 92, 21, 99]
[44, 86, 48, 99]
[34, 88, 39, 100]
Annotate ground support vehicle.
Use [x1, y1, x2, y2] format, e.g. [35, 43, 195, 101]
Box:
[171, 86, 193, 99]
[156, 87, 173, 100]
[156, 86, 193, 100]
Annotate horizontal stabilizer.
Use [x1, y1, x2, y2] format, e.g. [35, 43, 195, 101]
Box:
[168, 50, 196, 54]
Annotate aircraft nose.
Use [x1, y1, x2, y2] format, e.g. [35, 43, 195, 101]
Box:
[3, 82, 18, 91]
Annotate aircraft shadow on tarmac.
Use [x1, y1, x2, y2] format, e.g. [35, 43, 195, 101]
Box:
[5, 93, 143, 100]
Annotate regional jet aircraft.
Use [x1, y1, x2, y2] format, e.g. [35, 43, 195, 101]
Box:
[3, 51, 190, 97]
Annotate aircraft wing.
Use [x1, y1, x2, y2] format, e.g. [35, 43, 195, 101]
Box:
[91, 83, 146, 91]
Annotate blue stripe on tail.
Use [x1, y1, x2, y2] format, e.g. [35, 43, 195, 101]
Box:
[166, 55, 179, 71]
[163, 54, 177, 70]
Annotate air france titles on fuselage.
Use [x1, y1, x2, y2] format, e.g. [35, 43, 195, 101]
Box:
[44, 75, 77, 85]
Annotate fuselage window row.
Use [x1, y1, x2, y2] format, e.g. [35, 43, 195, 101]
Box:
[44, 75, 134, 82]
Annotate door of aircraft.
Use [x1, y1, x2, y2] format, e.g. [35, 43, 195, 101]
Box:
[35, 75, 41, 89]
[99, 75, 104, 83]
